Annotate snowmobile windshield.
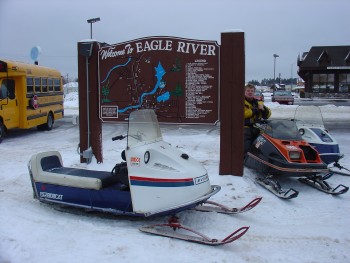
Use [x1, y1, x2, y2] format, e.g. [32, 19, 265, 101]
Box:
[263, 119, 303, 140]
[293, 105, 325, 128]
[127, 109, 163, 148]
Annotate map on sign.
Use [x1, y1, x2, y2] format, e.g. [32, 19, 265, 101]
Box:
[98, 37, 219, 123]
[102, 59, 166, 113]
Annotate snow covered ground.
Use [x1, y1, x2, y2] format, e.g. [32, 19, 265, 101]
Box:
[1, 91, 350, 263]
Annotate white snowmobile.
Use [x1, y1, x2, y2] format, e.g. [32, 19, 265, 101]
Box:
[294, 105, 350, 176]
[28, 109, 261, 245]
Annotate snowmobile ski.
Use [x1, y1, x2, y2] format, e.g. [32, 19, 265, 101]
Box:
[329, 162, 350, 176]
[139, 216, 249, 246]
[298, 173, 349, 195]
[256, 176, 299, 199]
[193, 197, 262, 214]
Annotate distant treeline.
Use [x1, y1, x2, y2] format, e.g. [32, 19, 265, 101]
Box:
[62, 76, 79, 85]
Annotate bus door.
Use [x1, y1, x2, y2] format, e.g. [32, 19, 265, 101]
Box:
[0, 79, 19, 129]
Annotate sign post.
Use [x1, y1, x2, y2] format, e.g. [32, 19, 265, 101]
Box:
[219, 31, 245, 176]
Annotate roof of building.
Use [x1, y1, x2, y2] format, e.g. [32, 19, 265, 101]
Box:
[298, 46, 350, 69]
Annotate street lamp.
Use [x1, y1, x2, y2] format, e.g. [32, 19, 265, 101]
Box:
[87, 17, 100, 39]
[291, 62, 296, 89]
[273, 54, 279, 82]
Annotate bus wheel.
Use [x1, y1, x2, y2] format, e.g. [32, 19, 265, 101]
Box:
[46, 113, 54, 130]
[38, 113, 54, 131]
[0, 121, 5, 143]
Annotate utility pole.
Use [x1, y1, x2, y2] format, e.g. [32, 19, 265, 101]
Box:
[273, 54, 279, 82]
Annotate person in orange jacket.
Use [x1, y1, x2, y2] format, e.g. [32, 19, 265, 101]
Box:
[244, 84, 271, 155]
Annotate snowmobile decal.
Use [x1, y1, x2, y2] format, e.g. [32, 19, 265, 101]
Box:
[247, 152, 329, 173]
[39, 192, 63, 200]
[130, 157, 141, 166]
[254, 136, 266, 148]
[129, 176, 194, 187]
[194, 174, 209, 185]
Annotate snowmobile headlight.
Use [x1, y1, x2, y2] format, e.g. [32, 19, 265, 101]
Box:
[299, 128, 305, 135]
[289, 151, 301, 160]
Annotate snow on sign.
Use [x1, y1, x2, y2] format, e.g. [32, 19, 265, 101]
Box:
[98, 36, 219, 123]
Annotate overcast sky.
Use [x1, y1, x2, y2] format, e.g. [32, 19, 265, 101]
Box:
[1, 0, 349, 82]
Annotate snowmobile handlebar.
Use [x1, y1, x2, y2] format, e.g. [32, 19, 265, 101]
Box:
[112, 135, 126, 141]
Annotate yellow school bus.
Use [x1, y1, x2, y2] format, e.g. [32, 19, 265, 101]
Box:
[0, 59, 64, 142]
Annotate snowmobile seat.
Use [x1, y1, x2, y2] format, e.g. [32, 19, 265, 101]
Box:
[30, 151, 119, 190]
[40, 155, 63, 171]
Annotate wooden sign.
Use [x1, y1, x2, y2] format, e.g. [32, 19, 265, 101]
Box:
[98, 36, 219, 123]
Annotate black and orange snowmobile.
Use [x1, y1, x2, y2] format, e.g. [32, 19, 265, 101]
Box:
[244, 119, 348, 199]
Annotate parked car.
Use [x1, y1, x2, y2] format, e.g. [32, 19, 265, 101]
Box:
[254, 90, 264, 101]
[271, 90, 294, 105]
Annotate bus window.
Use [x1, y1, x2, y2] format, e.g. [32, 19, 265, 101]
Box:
[0, 79, 15, 100]
[48, 78, 54, 91]
[0, 80, 8, 99]
[34, 78, 41, 92]
[7, 79, 15, 99]
[54, 78, 61, 91]
[42, 78, 47, 92]
[27, 77, 34, 92]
